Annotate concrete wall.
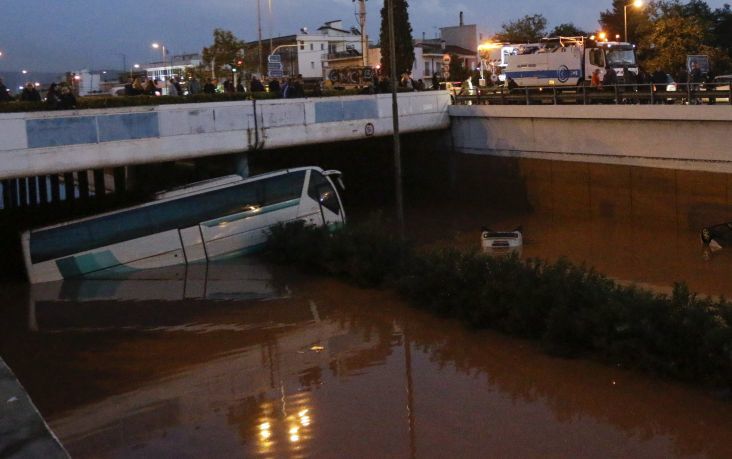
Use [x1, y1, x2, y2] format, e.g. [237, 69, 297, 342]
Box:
[0, 92, 451, 180]
[449, 105, 732, 173]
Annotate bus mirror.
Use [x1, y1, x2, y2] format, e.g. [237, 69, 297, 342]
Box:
[322, 170, 345, 190]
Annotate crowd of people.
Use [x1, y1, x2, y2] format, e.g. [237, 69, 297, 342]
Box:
[0, 78, 77, 109]
[0, 67, 452, 110]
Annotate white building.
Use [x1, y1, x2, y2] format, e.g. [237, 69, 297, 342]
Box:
[248, 20, 366, 80]
[145, 53, 202, 83]
[411, 13, 480, 88]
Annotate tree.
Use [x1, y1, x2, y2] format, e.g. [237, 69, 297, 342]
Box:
[493, 14, 547, 43]
[549, 23, 588, 38]
[646, 1, 731, 74]
[202, 29, 246, 78]
[711, 4, 732, 68]
[448, 53, 471, 82]
[379, 0, 415, 77]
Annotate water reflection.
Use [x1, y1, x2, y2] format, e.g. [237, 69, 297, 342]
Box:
[27, 259, 291, 333]
[2, 260, 732, 457]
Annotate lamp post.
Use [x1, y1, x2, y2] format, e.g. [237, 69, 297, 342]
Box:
[256, 0, 263, 76]
[624, 0, 643, 43]
[152, 42, 167, 79]
[387, 0, 404, 239]
[19, 69, 28, 90]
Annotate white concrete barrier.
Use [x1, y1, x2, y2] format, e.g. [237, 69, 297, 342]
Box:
[0, 92, 451, 180]
[449, 105, 732, 173]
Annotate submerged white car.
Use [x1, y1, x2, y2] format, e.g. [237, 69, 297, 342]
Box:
[481, 227, 523, 256]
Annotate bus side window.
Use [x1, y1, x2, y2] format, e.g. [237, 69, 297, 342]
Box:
[262, 171, 305, 206]
[308, 172, 340, 214]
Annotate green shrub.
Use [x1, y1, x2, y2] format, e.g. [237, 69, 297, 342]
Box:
[265, 220, 732, 388]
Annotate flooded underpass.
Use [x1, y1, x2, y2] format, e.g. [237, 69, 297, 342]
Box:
[2, 148, 732, 457]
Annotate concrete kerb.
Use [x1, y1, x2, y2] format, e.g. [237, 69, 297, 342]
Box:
[0, 357, 69, 458]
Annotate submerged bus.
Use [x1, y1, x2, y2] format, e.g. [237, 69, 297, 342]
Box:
[22, 167, 346, 284]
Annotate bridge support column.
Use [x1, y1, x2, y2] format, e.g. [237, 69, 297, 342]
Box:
[113, 167, 127, 194]
[233, 153, 249, 178]
[78, 171, 90, 200]
[93, 169, 106, 199]
[50, 175, 61, 203]
[38, 175, 49, 205]
[63, 173, 75, 204]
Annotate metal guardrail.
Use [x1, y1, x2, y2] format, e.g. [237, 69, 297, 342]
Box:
[454, 82, 732, 106]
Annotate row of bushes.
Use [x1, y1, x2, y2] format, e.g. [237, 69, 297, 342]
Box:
[265, 220, 732, 389]
[0, 88, 370, 113]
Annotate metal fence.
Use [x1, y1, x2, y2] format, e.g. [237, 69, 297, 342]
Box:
[454, 82, 732, 106]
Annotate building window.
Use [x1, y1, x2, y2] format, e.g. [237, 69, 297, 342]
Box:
[310, 43, 313, 51]
[424, 61, 430, 77]
[320, 43, 324, 50]
[300, 41, 305, 50]
[311, 62, 315, 69]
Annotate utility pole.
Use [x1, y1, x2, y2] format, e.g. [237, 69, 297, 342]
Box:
[257, 0, 263, 76]
[388, 0, 404, 239]
[268, 0, 273, 57]
[354, 0, 368, 67]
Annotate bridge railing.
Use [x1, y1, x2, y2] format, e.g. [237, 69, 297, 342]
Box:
[454, 82, 732, 106]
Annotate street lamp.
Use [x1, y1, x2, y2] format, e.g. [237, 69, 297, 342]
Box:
[624, 0, 644, 43]
[152, 42, 167, 78]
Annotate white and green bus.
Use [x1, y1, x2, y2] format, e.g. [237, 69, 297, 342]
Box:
[22, 167, 346, 284]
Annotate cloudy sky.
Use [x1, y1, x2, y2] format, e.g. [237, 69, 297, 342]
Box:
[1, 0, 728, 72]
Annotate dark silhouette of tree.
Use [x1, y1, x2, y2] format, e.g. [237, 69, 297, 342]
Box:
[493, 14, 547, 43]
[710, 4, 732, 65]
[379, 0, 415, 77]
[549, 23, 589, 38]
[448, 53, 471, 82]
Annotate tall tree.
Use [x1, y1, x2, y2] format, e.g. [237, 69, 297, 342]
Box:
[202, 29, 246, 77]
[646, 1, 731, 74]
[379, 0, 415, 76]
[493, 14, 547, 43]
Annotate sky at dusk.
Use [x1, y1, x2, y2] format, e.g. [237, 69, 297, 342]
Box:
[1, 0, 728, 73]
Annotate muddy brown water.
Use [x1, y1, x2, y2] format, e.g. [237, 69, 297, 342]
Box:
[2, 156, 732, 457]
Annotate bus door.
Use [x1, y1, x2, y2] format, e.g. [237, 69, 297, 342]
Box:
[178, 225, 208, 263]
[307, 170, 345, 226]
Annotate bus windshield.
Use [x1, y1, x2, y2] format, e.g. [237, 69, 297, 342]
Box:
[605, 48, 636, 67]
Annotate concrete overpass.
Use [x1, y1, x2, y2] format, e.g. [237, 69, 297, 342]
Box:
[1, 95, 731, 185]
[0, 92, 451, 180]
[449, 105, 732, 174]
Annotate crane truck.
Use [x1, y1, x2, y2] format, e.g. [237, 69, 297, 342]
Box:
[499, 36, 638, 88]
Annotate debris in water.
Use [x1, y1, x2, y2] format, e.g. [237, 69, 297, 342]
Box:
[701, 222, 732, 256]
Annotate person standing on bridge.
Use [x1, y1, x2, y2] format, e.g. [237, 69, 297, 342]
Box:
[0, 78, 11, 102]
[203, 78, 217, 94]
[20, 83, 41, 102]
[591, 69, 603, 90]
[651, 67, 667, 103]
